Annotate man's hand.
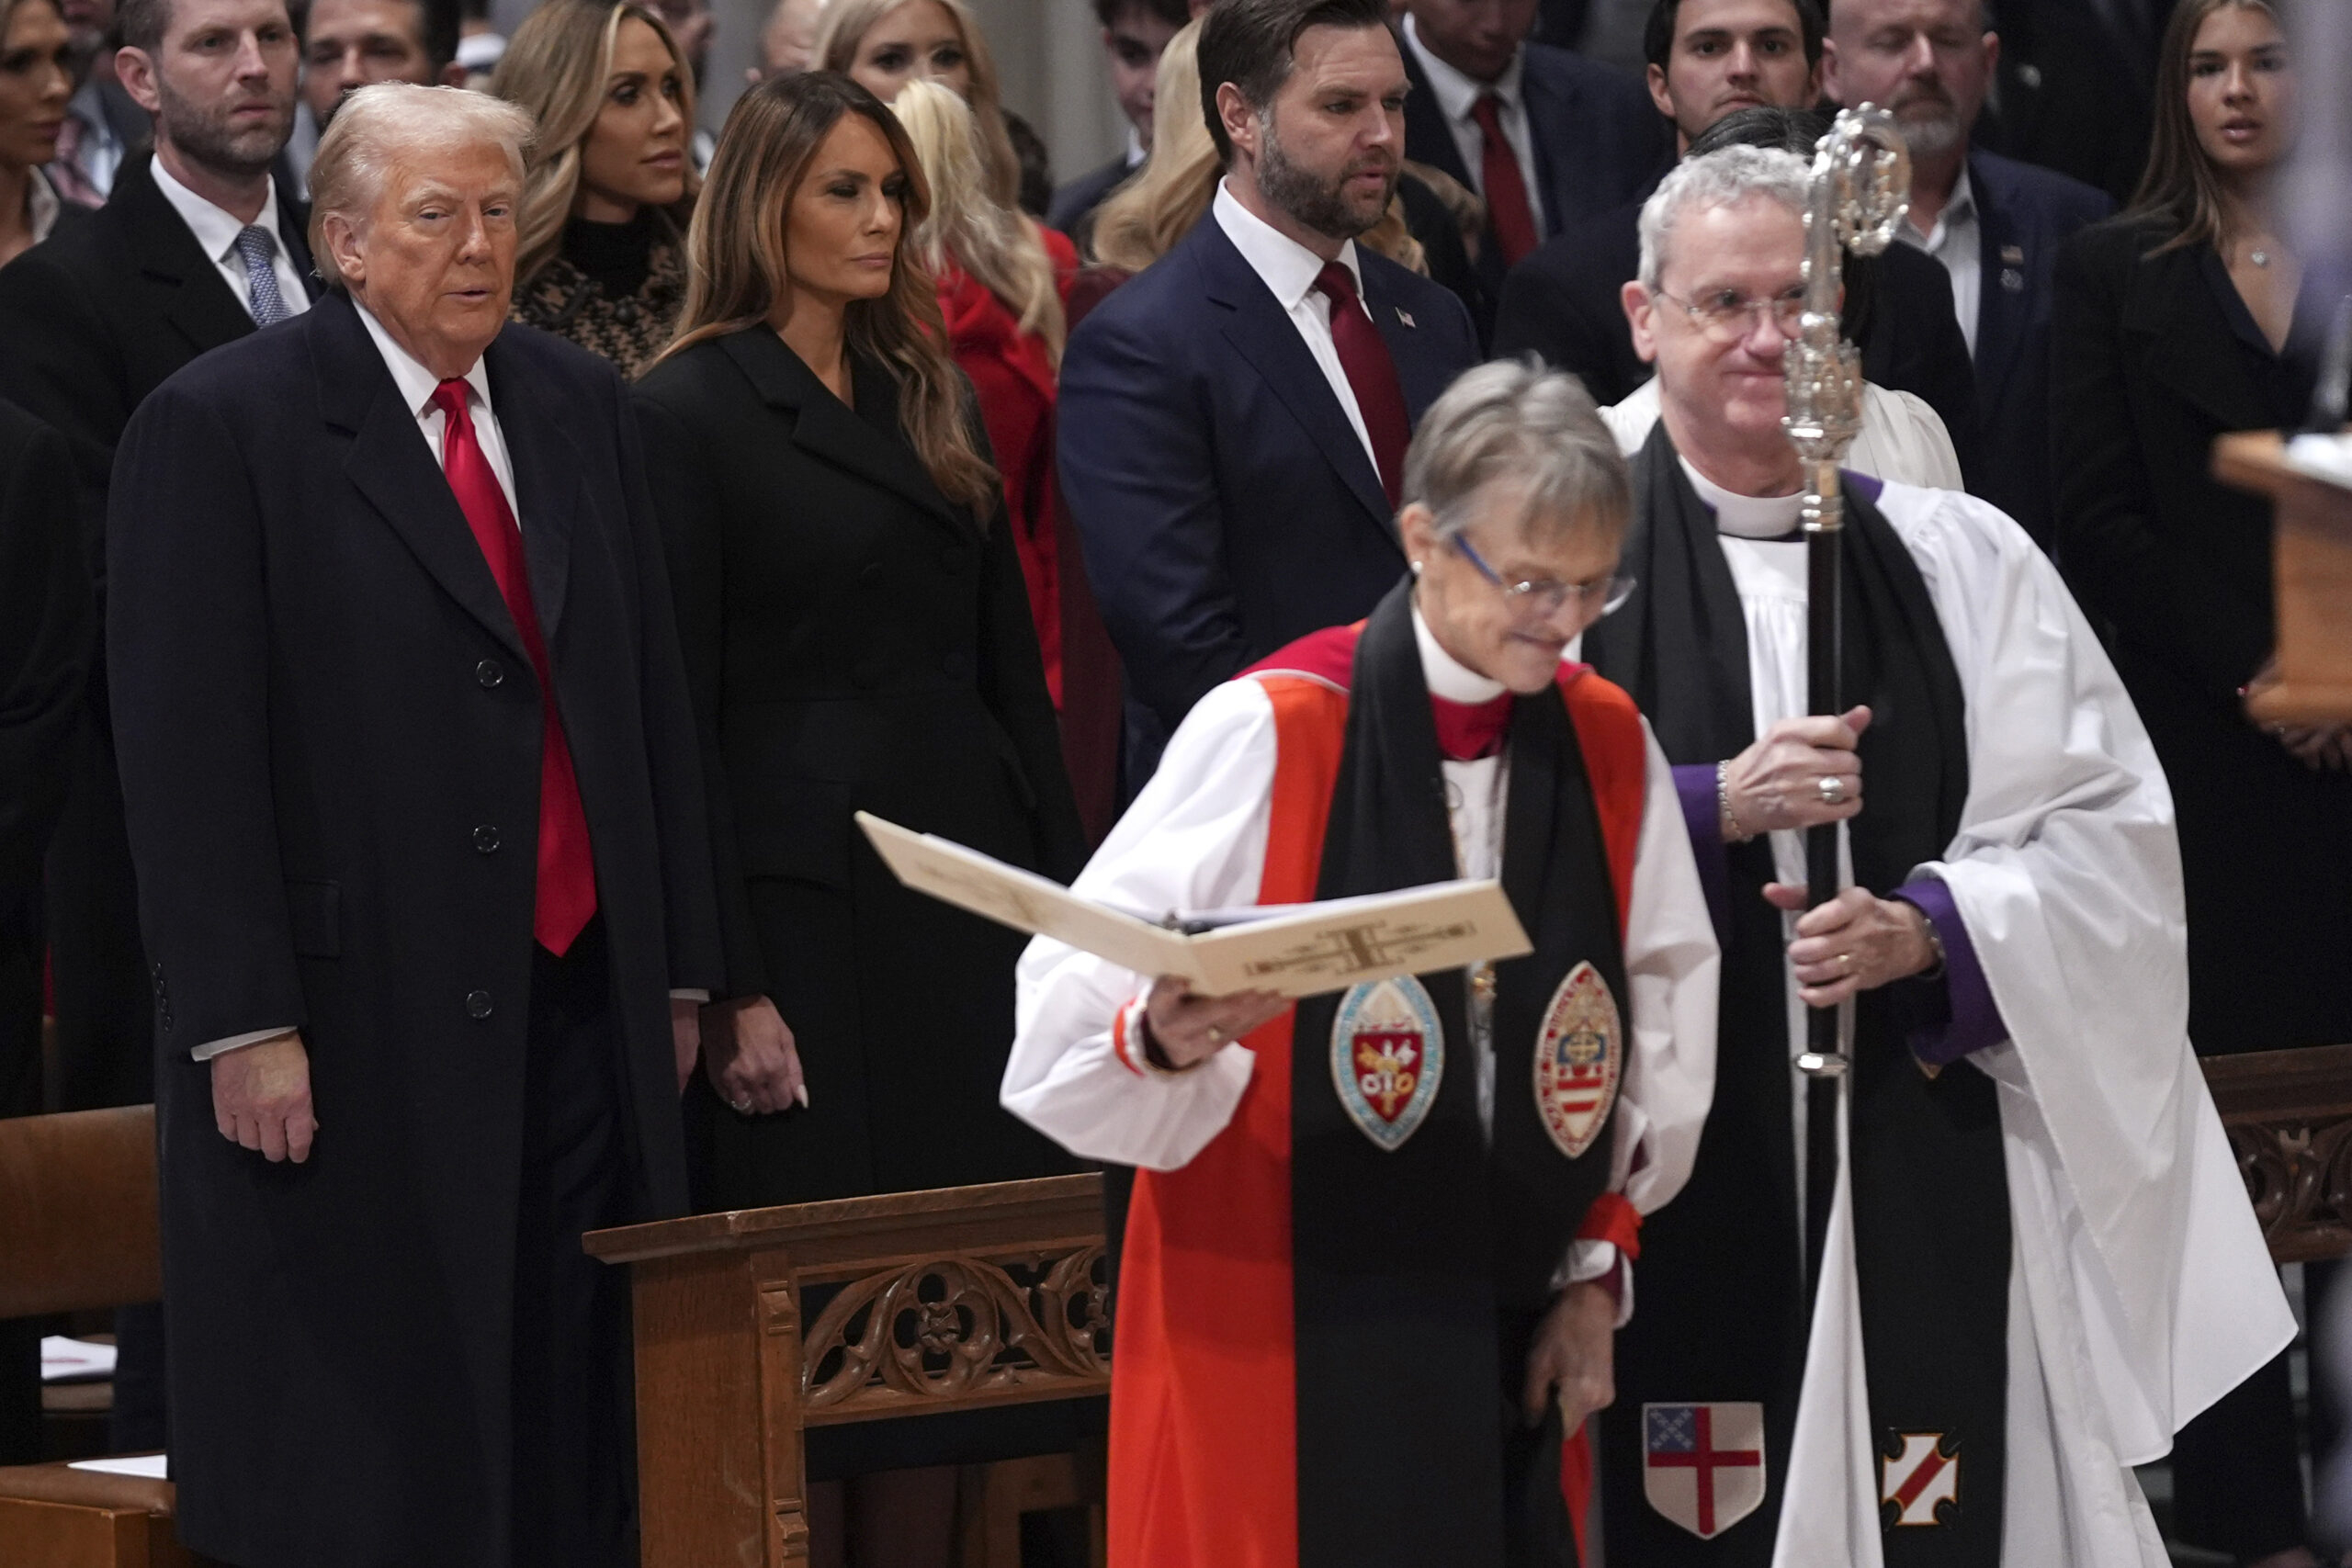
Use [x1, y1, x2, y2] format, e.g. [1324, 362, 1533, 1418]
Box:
[1720, 705, 1871, 840]
[1524, 1279, 1616, 1433]
[1141, 976, 1286, 1069]
[211, 1031, 317, 1164]
[703, 995, 808, 1115]
[671, 997, 702, 1093]
[1765, 884, 1937, 1007]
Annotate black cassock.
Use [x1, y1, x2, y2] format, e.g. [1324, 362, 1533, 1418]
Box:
[107, 295, 723, 1568]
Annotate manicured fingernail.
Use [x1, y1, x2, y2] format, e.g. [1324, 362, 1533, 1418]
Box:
[796, 1085, 810, 1110]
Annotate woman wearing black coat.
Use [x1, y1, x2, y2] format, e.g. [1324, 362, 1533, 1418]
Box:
[2051, 5, 2341, 1563]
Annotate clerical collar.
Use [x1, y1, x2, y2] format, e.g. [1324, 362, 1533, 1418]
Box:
[1412, 603, 1506, 703]
[1680, 456, 1805, 539]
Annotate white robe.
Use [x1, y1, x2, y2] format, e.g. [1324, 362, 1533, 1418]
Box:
[1603, 377, 1968, 492]
[1003, 616, 1722, 1306]
[1696, 478, 2296, 1566]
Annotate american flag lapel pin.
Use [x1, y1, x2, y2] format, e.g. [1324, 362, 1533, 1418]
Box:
[1396, 306, 1416, 328]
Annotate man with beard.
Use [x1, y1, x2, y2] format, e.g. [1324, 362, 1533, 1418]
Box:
[1579, 143, 2288, 1566]
[1822, 0, 2108, 547]
[282, 0, 460, 194]
[1058, 0, 1478, 786]
[0, 0, 314, 1451]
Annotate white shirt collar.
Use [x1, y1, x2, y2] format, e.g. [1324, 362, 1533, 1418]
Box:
[1124, 125, 1147, 168]
[149, 153, 288, 270]
[1412, 600, 1509, 703]
[26, 166, 60, 246]
[1679, 455, 1805, 538]
[1402, 12, 1525, 119]
[1906, 164, 1976, 249]
[1213, 179, 1363, 312]
[354, 299, 493, 421]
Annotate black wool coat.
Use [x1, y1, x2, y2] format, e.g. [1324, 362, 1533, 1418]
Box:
[634, 329, 1085, 1206]
[106, 293, 724, 1568]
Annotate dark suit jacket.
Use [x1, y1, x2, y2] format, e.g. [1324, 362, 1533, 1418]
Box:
[1399, 36, 1666, 334]
[634, 330, 1083, 1208]
[107, 294, 722, 1568]
[1961, 149, 2112, 545]
[1492, 189, 1985, 476]
[1047, 152, 1136, 247]
[2051, 213, 2352, 1055]
[1058, 210, 1479, 782]
[1976, 0, 2165, 206]
[0, 152, 322, 1111]
[0, 400, 88, 902]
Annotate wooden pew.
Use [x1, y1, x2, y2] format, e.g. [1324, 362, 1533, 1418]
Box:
[0, 1105, 187, 1568]
[584, 1173, 1111, 1568]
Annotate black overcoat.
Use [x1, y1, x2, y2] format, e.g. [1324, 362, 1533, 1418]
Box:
[105, 293, 724, 1568]
[634, 328, 1084, 1207]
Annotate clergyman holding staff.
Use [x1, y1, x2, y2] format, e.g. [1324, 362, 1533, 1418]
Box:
[1578, 141, 2290, 1564]
[105, 82, 722, 1568]
[1004, 360, 1721, 1568]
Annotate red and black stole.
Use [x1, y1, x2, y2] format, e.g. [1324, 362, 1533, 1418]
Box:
[1104, 581, 1650, 1568]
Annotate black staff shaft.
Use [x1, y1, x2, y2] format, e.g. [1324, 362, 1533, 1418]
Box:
[1802, 503, 1843, 1304]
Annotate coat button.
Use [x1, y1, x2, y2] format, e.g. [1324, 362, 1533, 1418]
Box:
[466, 990, 494, 1020]
[473, 825, 501, 853]
[476, 659, 504, 689]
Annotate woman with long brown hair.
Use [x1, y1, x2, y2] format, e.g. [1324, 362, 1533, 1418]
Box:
[633, 71, 1086, 1568]
[493, 0, 696, 374]
[0, 0, 74, 267]
[2052, 6, 2341, 1563]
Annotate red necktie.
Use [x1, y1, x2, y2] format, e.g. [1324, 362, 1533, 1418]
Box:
[431, 379, 598, 955]
[1431, 692, 1513, 761]
[1313, 262, 1412, 510]
[1468, 94, 1540, 268]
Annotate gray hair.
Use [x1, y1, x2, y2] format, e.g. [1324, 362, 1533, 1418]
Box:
[308, 84, 537, 283]
[1636, 143, 1811, 291]
[1402, 360, 1630, 545]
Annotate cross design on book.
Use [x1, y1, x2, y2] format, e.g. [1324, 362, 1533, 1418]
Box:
[1237, 919, 1479, 980]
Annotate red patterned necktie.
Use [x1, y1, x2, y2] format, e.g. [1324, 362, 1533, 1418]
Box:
[1468, 94, 1540, 267]
[1312, 261, 1412, 509]
[431, 378, 597, 954]
[1431, 691, 1513, 761]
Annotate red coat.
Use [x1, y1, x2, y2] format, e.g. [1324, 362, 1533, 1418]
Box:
[935, 228, 1078, 705]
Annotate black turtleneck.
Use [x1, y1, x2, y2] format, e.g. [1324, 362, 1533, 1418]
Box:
[561, 209, 658, 300]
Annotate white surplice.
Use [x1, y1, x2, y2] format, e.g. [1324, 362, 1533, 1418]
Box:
[1003, 614, 1722, 1304]
[1693, 475, 2297, 1565]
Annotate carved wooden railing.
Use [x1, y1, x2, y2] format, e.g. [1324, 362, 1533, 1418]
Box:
[583, 1173, 1109, 1568]
[2204, 1043, 2352, 1264]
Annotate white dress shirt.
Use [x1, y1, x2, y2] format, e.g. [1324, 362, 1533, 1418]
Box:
[1211, 180, 1382, 477]
[24, 167, 60, 247]
[1400, 14, 1546, 233]
[149, 156, 312, 325]
[1896, 164, 1981, 359]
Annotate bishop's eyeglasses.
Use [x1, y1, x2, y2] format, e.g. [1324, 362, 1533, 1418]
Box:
[1450, 534, 1636, 622]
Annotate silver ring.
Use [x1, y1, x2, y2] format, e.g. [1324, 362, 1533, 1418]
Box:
[731, 1095, 753, 1114]
[1818, 775, 1846, 805]
[1839, 952, 1855, 975]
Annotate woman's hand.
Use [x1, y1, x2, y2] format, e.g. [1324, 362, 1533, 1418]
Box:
[702, 995, 808, 1115]
[1523, 1280, 1616, 1434]
[1719, 706, 1872, 841]
[1141, 976, 1287, 1069]
[1765, 884, 1937, 1007]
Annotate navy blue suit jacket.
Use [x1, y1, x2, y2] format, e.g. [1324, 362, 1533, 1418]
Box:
[1400, 37, 1667, 328]
[1963, 148, 2112, 546]
[1058, 211, 1479, 783]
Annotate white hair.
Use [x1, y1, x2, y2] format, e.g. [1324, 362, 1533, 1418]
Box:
[1635, 144, 1812, 291]
[1402, 359, 1630, 544]
[308, 84, 537, 280]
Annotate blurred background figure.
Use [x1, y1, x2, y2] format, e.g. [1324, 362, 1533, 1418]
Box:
[644, 0, 712, 162]
[1, 0, 77, 262]
[633, 70, 1087, 1568]
[46, 0, 144, 207]
[892, 76, 1072, 703]
[282, 0, 461, 197]
[456, 0, 504, 86]
[495, 0, 696, 373]
[2053, 6, 2345, 1562]
[813, 0, 1024, 210]
[748, 0, 815, 80]
[1046, 0, 1185, 246]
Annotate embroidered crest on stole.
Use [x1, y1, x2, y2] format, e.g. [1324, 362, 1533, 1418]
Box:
[1532, 961, 1621, 1158]
[1329, 976, 1444, 1151]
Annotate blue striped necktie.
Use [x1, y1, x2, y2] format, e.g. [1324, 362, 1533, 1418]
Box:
[233, 224, 292, 327]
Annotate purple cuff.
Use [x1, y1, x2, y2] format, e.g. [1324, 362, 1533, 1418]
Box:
[1671, 764, 1732, 944]
[1893, 878, 2007, 1066]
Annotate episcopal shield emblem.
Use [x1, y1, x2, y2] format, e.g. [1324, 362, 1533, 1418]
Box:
[1532, 961, 1621, 1158]
[1881, 1432, 1961, 1527]
[1643, 1403, 1768, 1540]
[1329, 976, 1444, 1151]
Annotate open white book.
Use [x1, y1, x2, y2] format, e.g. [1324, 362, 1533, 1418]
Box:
[856, 812, 1532, 999]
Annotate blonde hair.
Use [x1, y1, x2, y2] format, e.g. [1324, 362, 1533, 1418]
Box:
[308, 83, 537, 283]
[2127, 0, 2288, 256]
[892, 78, 1065, 366]
[811, 0, 1020, 209]
[654, 71, 997, 513]
[492, 0, 698, 284]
